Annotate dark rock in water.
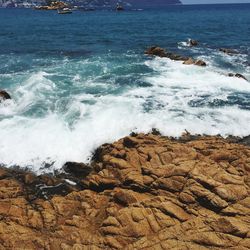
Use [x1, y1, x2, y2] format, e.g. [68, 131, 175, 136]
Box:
[219, 48, 238, 55]
[189, 39, 198, 46]
[145, 46, 189, 61]
[0, 90, 11, 102]
[194, 59, 207, 67]
[63, 161, 92, 177]
[167, 52, 189, 61]
[228, 73, 248, 81]
[145, 46, 167, 57]
[235, 73, 248, 81]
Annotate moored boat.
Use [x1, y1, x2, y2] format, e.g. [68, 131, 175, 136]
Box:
[116, 3, 124, 11]
[57, 8, 72, 14]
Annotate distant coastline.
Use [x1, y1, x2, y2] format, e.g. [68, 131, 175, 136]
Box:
[0, 0, 182, 9]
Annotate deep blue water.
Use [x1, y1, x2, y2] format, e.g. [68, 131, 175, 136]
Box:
[0, 4, 250, 171]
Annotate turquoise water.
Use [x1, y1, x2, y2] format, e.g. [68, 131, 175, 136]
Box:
[0, 4, 250, 171]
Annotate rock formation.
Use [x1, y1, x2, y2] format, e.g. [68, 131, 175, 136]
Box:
[183, 58, 206, 67]
[228, 73, 248, 81]
[34, 1, 69, 10]
[145, 46, 207, 66]
[188, 39, 198, 47]
[1, 133, 250, 249]
[0, 90, 11, 102]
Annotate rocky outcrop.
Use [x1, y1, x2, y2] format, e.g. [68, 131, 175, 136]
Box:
[228, 73, 248, 81]
[194, 59, 206, 66]
[34, 1, 69, 10]
[0, 90, 11, 102]
[182, 57, 194, 65]
[146, 46, 207, 66]
[145, 46, 188, 61]
[188, 39, 199, 46]
[0, 133, 250, 249]
[183, 58, 206, 66]
[145, 46, 169, 58]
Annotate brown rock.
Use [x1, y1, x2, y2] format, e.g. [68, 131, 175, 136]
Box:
[0, 133, 250, 249]
[24, 173, 36, 184]
[145, 46, 189, 61]
[183, 57, 195, 65]
[194, 59, 207, 66]
[145, 46, 167, 57]
[183, 58, 207, 67]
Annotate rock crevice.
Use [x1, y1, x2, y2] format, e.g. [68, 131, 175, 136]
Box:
[0, 133, 250, 249]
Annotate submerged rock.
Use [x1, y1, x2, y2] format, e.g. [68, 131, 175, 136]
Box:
[219, 48, 238, 55]
[0, 133, 250, 249]
[0, 90, 11, 102]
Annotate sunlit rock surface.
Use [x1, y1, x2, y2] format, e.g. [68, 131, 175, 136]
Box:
[0, 133, 250, 249]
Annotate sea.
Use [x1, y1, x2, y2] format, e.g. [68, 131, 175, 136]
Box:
[0, 4, 250, 172]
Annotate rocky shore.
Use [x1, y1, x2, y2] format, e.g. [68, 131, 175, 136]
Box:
[145, 43, 248, 81]
[1, 133, 250, 249]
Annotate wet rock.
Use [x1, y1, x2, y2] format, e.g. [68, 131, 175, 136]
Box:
[189, 39, 199, 46]
[145, 46, 207, 66]
[63, 162, 92, 177]
[183, 58, 195, 65]
[0, 133, 250, 249]
[183, 58, 207, 67]
[145, 46, 189, 61]
[194, 59, 207, 66]
[220, 48, 238, 55]
[228, 73, 248, 81]
[240, 135, 250, 146]
[145, 46, 167, 57]
[167, 52, 189, 61]
[0, 90, 11, 102]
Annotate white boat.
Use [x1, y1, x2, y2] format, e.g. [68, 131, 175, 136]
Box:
[57, 8, 72, 14]
[116, 3, 124, 11]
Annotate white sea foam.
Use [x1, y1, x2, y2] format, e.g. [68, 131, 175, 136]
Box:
[0, 54, 250, 172]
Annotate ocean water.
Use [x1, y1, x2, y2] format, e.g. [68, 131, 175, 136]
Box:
[0, 4, 250, 172]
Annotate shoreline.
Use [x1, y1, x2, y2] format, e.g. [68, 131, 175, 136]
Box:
[1, 132, 250, 249]
[1, 131, 250, 176]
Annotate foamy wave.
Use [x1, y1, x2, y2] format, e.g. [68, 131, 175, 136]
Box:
[0, 55, 250, 172]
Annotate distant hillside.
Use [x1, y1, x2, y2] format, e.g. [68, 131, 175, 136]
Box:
[0, 0, 182, 8]
[120, 0, 182, 8]
[67, 0, 182, 9]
